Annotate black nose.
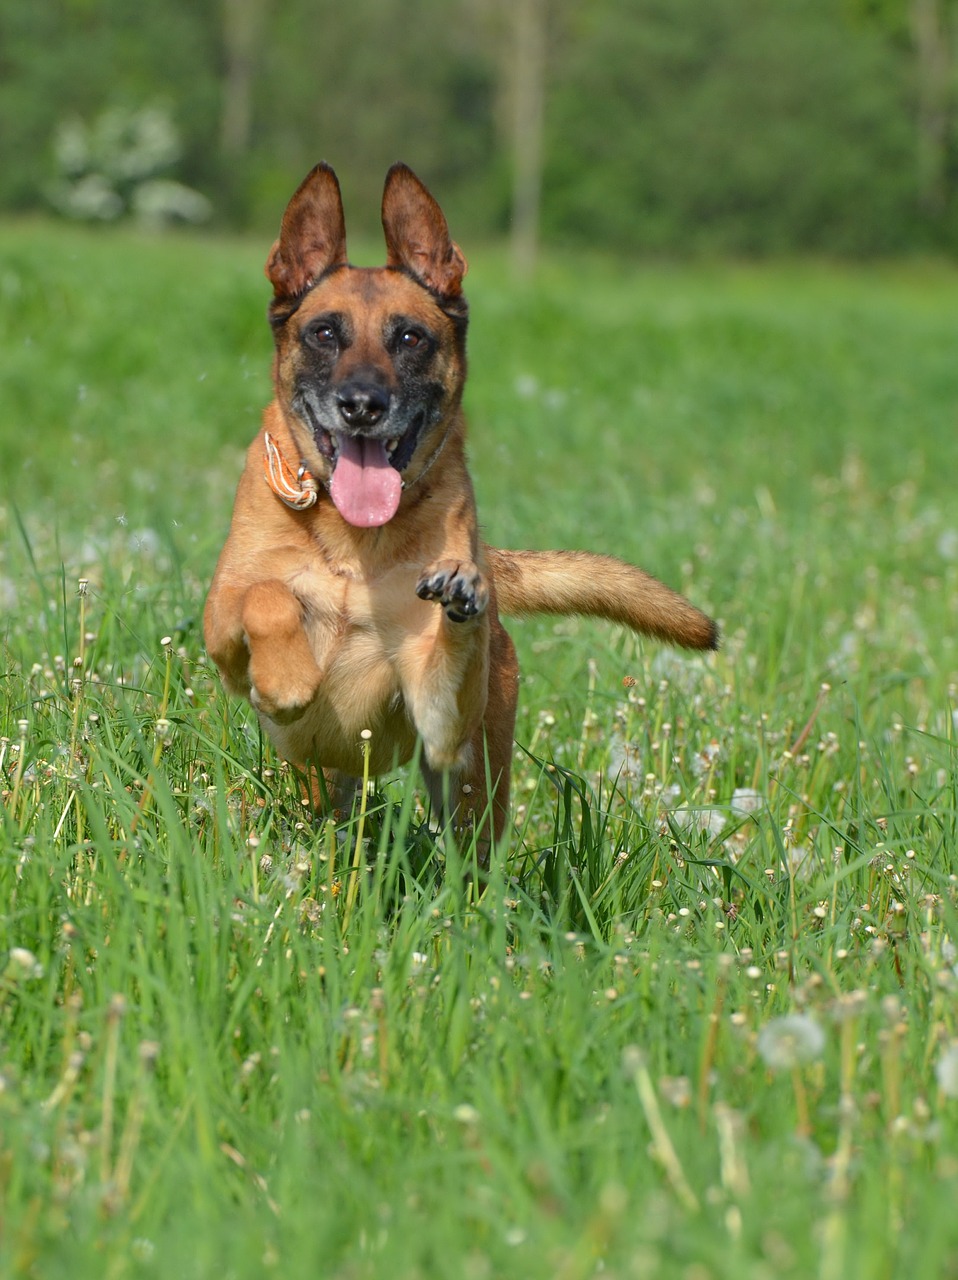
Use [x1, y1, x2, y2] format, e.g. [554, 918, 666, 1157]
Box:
[336, 383, 390, 428]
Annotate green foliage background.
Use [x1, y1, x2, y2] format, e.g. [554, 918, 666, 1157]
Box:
[1, 0, 956, 254]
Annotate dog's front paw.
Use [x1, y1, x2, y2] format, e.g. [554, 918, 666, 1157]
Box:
[249, 661, 321, 723]
[416, 559, 489, 623]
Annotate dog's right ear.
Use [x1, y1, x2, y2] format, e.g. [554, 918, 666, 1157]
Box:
[266, 163, 348, 300]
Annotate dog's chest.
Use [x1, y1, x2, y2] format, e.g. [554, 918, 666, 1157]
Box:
[288, 560, 430, 656]
[268, 560, 436, 770]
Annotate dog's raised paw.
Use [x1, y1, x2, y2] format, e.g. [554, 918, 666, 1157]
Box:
[249, 663, 321, 724]
[416, 559, 489, 623]
[250, 685, 311, 723]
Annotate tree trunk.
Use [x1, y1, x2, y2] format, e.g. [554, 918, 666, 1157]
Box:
[220, 0, 265, 157]
[909, 0, 952, 214]
[510, 0, 546, 278]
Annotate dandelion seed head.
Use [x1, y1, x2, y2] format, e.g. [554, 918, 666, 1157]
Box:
[8, 947, 43, 978]
[730, 787, 764, 816]
[658, 1075, 692, 1108]
[453, 1103, 480, 1126]
[139, 1040, 161, 1068]
[936, 1042, 958, 1098]
[756, 1013, 825, 1070]
[692, 739, 721, 778]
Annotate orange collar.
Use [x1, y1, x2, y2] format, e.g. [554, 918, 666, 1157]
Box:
[263, 431, 318, 510]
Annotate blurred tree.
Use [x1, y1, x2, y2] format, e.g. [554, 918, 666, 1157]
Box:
[545, 0, 919, 254]
[910, 0, 953, 213]
[0, 0, 219, 210]
[509, 0, 547, 276]
[220, 0, 269, 158]
[242, 0, 501, 237]
[0, 0, 950, 255]
[851, 0, 956, 215]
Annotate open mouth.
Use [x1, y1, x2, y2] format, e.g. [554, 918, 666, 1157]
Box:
[311, 416, 423, 474]
[299, 407, 426, 528]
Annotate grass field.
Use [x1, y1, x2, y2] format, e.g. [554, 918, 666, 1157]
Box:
[2, 219, 958, 1279]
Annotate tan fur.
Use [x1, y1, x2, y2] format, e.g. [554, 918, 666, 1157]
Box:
[204, 163, 717, 862]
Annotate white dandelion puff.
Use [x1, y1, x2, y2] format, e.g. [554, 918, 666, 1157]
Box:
[935, 1042, 958, 1098]
[7, 947, 44, 980]
[692, 739, 721, 778]
[757, 1014, 825, 1071]
[452, 1103, 480, 1126]
[730, 788, 764, 816]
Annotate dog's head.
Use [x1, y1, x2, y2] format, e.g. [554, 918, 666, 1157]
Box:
[264, 163, 468, 528]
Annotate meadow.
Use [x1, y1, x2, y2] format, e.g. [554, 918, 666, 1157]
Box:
[1, 220, 958, 1279]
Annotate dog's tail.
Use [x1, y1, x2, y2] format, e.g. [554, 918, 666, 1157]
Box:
[486, 548, 718, 651]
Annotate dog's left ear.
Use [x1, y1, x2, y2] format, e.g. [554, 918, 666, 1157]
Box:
[266, 162, 348, 300]
[382, 164, 467, 299]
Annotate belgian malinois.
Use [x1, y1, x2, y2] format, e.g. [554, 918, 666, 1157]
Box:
[204, 162, 717, 861]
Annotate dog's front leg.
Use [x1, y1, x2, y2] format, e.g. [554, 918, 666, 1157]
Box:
[403, 558, 516, 863]
[206, 577, 321, 719]
[407, 558, 490, 768]
[419, 617, 518, 866]
[204, 581, 255, 699]
[240, 579, 322, 722]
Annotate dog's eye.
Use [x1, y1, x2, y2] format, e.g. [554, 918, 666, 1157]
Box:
[400, 329, 422, 349]
[308, 323, 337, 347]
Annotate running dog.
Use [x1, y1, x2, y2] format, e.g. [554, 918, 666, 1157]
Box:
[204, 162, 717, 860]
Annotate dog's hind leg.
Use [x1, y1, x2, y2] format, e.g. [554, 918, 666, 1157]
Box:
[299, 763, 362, 821]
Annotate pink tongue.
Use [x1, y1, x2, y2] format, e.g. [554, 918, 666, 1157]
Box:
[329, 436, 402, 527]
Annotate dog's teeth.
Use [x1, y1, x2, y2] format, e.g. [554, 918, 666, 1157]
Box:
[386, 438, 399, 454]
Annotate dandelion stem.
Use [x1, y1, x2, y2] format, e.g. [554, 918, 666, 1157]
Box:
[68, 579, 90, 762]
[576, 658, 598, 769]
[788, 682, 829, 758]
[130, 639, 174, 835]
[42, 994, 84, 1113]
[325, 818, 337, 893]
[250, 837, 260, 904]
[820, 1014, 857, 1280]
[113, 1043, 158, 1208]
[791, 1065, 811, 1138]
[697, 969, 726, 1132]
[629, 1050, 699, 1213]
[715, 1101, 750, 1200]
[7, 719, 29, 825]
[99, 996, 126, 1188]
[342, 730, 372, 931]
